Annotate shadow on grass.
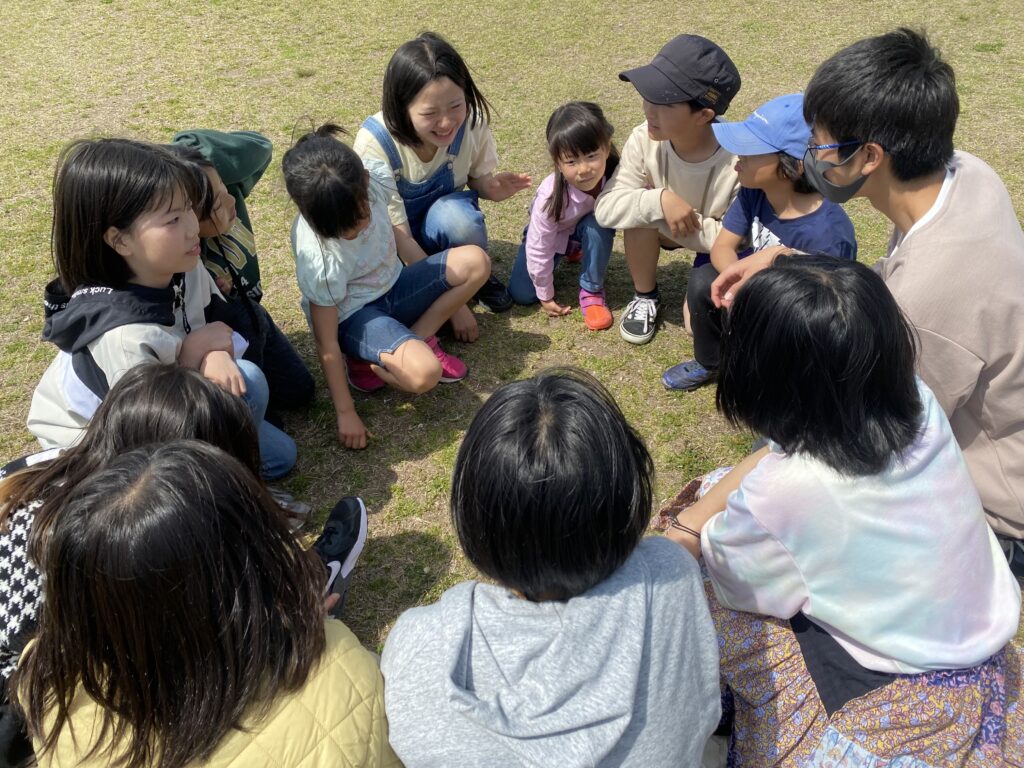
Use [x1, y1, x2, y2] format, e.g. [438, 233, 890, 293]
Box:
[343, 529, 455, 647]
[275, 300, 552, 519]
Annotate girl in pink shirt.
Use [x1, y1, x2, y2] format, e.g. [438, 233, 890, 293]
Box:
[508, 103, 619, 330]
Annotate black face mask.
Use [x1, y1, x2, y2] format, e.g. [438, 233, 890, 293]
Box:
[802, 145, 866, 204]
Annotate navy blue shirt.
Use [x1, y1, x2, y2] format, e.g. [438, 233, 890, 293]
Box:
[722, 188, 857, 261]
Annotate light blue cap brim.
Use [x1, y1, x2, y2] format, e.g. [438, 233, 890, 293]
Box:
[712, 121, 781, 157]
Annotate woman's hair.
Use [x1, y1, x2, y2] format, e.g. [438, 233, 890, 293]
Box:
[775, 152, 814, 194]
[281, 123, 368, 239]
[51, 139, 204, 294]
[163, 144, 216, 222]
[0, 363, 260, 543]
[452, 368, 653, 601]
[15, 440, 325, 768]
[544, 101, 620, 222]
[382, 31, 492, 148]
[717, 254, 923, 475]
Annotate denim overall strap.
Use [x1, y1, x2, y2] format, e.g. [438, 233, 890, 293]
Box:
[360, 117, 403, 177]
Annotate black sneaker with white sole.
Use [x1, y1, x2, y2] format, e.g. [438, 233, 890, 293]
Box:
[619, 295, 661, 344]
[474, 274, 514, 313]
[313, 496, 368, 618]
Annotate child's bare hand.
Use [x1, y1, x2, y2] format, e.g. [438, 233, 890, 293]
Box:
[180, 321, 235, 369]
[540, 298, 572, 317]
[487, 172, 532, 202]
[200, 350, 246, 396]
[337, 409, 369, 450]
[661, 190, 700, 238]
[450, 305, 479, 343]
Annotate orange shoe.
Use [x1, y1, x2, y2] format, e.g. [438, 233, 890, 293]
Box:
[580, 288, 612, 331]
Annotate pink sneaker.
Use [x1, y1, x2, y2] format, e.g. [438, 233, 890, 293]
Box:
[425, 335, 467, 382]
[346, 358, 386, 393]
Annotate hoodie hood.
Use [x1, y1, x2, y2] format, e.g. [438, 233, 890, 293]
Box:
[439, 556, 653, 767]
[41, 278, 177, 354]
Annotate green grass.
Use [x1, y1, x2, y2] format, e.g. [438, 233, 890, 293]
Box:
[1, 0, 1022, 646]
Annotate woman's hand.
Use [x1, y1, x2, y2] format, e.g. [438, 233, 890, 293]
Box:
[481, 172, 532, 202]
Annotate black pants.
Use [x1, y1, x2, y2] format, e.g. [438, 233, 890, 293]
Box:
[221, 299, 316, 412]
[687, 263, 725, 370]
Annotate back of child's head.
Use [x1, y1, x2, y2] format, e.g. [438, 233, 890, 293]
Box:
[451, 368, 653, 601]
[382, 31, 491, 147]
[717, 254, 923, 476]
[17, 440, 325, 768]
[163, 143, 216, 222]
[282, 123, 367, 239]
[544, 101, 620, 221]
[52, 138, 204, 293]
[2, 363, 260, 551]
[804, 27, 957, 181]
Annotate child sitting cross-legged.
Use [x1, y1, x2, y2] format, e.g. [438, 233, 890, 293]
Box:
[282, 124, 489, 450]
[381, 369, 721, 767]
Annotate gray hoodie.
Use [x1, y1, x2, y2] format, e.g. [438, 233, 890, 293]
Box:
[381, 537, 720, 767]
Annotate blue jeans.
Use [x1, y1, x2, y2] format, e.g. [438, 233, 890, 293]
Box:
[337, 251, 451, 365]
[508, 213, 613, 304]
[415, 190, 488, 254]
[237, 359, 297, 480]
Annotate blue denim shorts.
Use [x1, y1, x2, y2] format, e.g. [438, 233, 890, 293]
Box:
[338, 250, 451, 364]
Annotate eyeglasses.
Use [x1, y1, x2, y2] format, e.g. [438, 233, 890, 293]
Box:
[806, 140, 862, 160]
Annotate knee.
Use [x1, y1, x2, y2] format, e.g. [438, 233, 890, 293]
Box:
[430, 197, 487, 248]
[509, 284, 539, 305]
[450, 244, 490, 284]
[687, 263, 719, 302]
[236, 359, 270, 406]
[404, 357, 442, 394]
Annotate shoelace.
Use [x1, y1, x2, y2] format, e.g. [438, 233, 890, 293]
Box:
[626, 297, 658, 323]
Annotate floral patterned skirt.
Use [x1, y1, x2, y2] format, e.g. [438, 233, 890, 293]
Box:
[706, 580, 1022, 767]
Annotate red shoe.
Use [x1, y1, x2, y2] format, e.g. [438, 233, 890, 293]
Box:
[564, 239, 583, 264]
[579, 288, 612, 330]
[425, 335, 468, 382]
[346, 358, 386, 393]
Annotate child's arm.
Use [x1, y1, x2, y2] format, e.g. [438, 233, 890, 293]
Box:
[594, 126, 661, 230]
[178, 321, 235, 369]
[309, 302, 369, 450]
[468, 172, 532, 202]
[709, 229, 745, 273]
[524, 186, 571, 316]
[665, 446, 770, 559]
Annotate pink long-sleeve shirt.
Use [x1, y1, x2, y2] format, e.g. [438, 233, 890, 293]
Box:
[524, 173, 604, 301]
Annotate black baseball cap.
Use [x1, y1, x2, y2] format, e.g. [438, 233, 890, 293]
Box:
[619, 35, 741, 114]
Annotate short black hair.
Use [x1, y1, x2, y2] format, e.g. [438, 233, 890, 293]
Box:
[804, 28, 957, 181]
[717, 254, 923, 476]
[281, 123, 368, 239]
[451, 368, 653, 601]
[382, 31, 492, 148]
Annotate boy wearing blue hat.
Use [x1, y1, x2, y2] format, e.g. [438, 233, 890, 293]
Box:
[663, 93, 857, 391]
[595, 34, 742, 345]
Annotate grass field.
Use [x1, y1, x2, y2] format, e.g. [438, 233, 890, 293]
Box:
[1, 0, 1022, 648]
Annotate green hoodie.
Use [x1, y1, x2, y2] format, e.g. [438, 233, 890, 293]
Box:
[173, 129, 272, 302]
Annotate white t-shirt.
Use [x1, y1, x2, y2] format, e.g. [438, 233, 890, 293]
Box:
[701, 379, 1021, 674]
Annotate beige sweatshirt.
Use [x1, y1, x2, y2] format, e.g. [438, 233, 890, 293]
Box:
[875, 151, 1024, 538]
[594, 122, 739, 252]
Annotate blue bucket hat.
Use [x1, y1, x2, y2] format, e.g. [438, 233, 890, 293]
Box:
[712, 93, 810, 159]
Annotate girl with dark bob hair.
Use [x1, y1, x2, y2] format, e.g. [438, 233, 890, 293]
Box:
[665, 254, 1021, 764]
[13, 441, 398, 768]
[381, 369, 721, 767]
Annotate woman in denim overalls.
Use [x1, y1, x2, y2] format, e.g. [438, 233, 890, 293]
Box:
[354, 32, 531, 340]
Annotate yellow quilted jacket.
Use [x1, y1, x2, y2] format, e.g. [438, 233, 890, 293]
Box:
[37, 620, 402, 767]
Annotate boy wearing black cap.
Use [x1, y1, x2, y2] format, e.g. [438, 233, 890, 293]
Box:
[595, 34, 741, 345]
